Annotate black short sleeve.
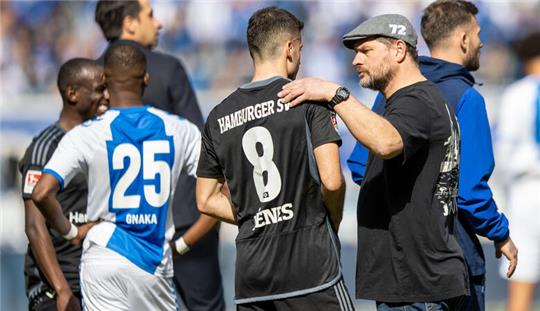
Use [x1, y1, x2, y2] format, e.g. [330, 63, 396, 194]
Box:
[19, 147, 43, 200]
[196, 116, 223, 178]
[306, 104, 342, 149]
[384, 95, 431, 162]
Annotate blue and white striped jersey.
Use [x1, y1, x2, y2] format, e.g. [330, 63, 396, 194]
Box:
[44, 106, 200, 277]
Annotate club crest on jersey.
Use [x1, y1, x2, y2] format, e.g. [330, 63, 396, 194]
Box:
[23, 169, 42, 195]
[252, 203, 294, 230]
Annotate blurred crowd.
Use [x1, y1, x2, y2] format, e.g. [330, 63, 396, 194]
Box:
[1, 0, 540, 97]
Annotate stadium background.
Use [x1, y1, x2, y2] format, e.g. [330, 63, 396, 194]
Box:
[0, 0, 539, 310]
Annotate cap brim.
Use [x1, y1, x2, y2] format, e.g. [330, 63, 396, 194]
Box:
[342, 35, 369, 49]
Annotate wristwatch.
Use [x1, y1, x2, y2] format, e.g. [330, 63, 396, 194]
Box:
[329, 86, 350, 108]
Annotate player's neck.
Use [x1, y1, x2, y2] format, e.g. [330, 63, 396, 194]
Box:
[251, 60, 288, 82]
[58, 110, 84, 131]
[109, 90, 144, 108]
[382, 64, 426, 98]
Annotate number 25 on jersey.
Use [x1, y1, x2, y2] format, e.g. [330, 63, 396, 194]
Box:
[110, 140, 172, 209]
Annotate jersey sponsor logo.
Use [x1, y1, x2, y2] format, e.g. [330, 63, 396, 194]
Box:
[218, 99, 290, 134]
[69, 211, 87, 224]
[23, 169, 42, 195]
[126, 213, 158, 224]
[253, 203, 294, 230]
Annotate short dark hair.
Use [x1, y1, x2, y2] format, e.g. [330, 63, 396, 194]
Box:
[514, 31, 540, 63]
[95, 0, 141, 42]
[57, 58, 100, 98]
[247, 6, 304, 60]
[104, 44, 146, 80]
[421, 0, 478, 49]
[377, 37, 419, 65]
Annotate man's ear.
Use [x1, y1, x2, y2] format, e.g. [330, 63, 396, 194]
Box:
[395, 40, 407, 63]
[286, 40, 294, 61]
[460, 31, 469, 55]
[143, 72, 150, 87]
[66, 86, 78, 105]
[123, 15, 138, 35]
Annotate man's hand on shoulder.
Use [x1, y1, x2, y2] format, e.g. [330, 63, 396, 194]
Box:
[278, 78, 339, 107]
[495, 237, 518, 278]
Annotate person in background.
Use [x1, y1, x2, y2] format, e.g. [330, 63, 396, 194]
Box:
[94, 1, 225, 310]
[497, 31, 540, 311]
[19, 58, 107, 311]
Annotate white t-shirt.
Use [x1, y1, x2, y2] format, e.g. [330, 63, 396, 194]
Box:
[496, 75, 540, 181]
[44, 106, 200, 277]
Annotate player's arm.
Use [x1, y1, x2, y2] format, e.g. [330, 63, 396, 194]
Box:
[196, 177, 237, 224]
[24, 199, 81, 311]
[314, 143, 345, 232]
[279, 78, 403, 159]
[32, 174, 95, 246]
[173, 214, 220, 256]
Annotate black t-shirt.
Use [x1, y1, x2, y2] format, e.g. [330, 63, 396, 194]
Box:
[197, 77, 343, 303]
[19, 123, 88, 299]
[356, 81, 469, 302]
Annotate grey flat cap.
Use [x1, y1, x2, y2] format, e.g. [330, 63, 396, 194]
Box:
[343, 14, 417, 49]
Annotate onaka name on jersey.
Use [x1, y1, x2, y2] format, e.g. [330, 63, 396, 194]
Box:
[253, 203, 294, 231]
[218, 99, 290, 134]
[126, 213, 158, 225]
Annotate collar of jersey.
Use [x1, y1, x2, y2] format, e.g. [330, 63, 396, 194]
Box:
[109, 105, 149, 112]
[240, 76, 287, 89]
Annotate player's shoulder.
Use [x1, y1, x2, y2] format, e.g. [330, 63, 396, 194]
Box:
[31, 123, 64, 145]
[26, 123, 65, 157]
[504, 76, 537, 98]
[149, 49, 183, 68]
[147, 106, 199, 132]
[20, 123, 64, 168]
[67, 110, 118, 140]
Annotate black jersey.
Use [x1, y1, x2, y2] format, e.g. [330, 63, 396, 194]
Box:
[197, 77, 343, 303]
[19, 123, 88, 299]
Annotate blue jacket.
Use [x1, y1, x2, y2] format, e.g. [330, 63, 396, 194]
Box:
[347, 56, 510, 276]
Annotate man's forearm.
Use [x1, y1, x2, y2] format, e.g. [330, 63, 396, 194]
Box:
[278, 78, 403, 158]
[200, 192, 237, 224]
[196, 177, 237, 225]
[322, 182, 345, 232]
[181, 214, 219, 247]
[334, 98, 403, 159]
[25, 201, 72, 294]
[32, 174, 72, 236]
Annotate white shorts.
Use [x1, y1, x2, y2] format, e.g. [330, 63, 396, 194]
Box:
[80, 243, 177, 311]
[499, 178, 540, 283]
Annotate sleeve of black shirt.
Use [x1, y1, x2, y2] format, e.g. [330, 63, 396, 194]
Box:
[168, 60, 204, 130]
[196, 114, 224, 178]
[19, 143, 44, 200]
[384, 95, 431, 162]
[306, 104, 342, 149]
